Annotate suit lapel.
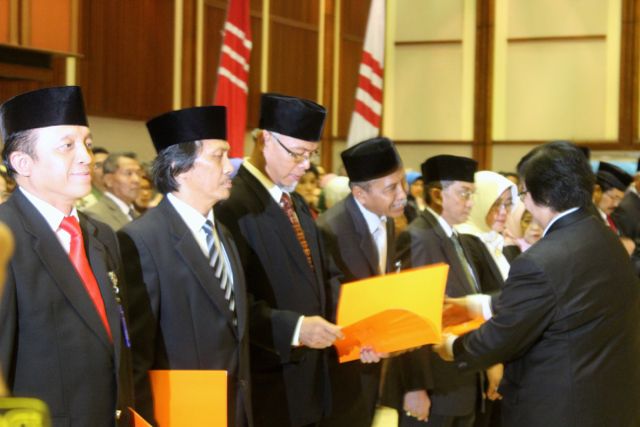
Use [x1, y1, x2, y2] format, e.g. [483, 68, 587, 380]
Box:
[103, 196, 130, 228]
[12, 191, 114, 353]
[345, 195, 379, 275]
[423, 209, 476, 294]
[162, 199, 238, 334]
[238, 167, 321, 299]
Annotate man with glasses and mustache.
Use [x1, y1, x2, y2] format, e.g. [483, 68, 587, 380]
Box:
[215, 93, 344, 427]
[383, 155, 503, 427]
[117, 106, 252, 427]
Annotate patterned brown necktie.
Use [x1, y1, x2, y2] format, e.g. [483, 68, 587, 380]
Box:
[280, 193, 314, 269]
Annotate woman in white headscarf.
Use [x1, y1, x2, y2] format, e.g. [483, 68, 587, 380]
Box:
[455, 171, 518, 280]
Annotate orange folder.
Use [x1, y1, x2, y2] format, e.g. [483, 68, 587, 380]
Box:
[443, 317, 485, 336]
[334, 264, 449, 362]
[140, 370, 227, 427]
[130, 408, 153, 427]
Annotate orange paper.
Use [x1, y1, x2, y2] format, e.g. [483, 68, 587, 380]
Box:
[148, 370, 227, 427]
[130, 408, 153, 427]
[334, 264, 449, 362]
[443, 317, 485, 336]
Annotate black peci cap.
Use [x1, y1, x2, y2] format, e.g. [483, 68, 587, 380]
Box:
[422, 155, 477, 183]
[146, 106, 227, 153]
[341, 137, 402, 182]
[259, 93, 327, 142]
[597, 162, 632, 191]
[0, 86, 89, 140]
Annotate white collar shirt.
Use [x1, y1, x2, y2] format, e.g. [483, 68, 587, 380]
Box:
[19, 186, 79, 254]
[104, 191, 135, 220]
[355, 197, 387, 275]
[543, 207, 580, 237]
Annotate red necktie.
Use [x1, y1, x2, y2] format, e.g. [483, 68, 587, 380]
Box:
[606, 215, 618, 233]
[280, 193, 314, 270]
[58, 216, 112, 341]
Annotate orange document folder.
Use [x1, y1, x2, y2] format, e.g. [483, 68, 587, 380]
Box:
[334, 264, 449, 363]
[132, 370, 227, 427]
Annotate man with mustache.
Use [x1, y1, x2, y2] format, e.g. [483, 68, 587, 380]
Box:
[117, 106, 252, 427]
[316, 137, 407, 427]
[215, 93, 344, 427]
[384, 155, 503, 427]
[0, 86, 134, 427]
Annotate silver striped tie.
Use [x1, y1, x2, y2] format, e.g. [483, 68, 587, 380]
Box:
[203, 220, 237, 324]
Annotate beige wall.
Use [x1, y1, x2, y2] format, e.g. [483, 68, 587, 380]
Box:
[88, 116, 156, 162]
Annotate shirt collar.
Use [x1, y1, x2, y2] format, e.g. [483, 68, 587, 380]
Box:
[354, 197, 386, 234]
[19, 187, 79, 231]
[243, 158, 285, 203]
[104, 191, 133, 216]
[426, 205, 455, 237]
[167, 193, 214, 235]
[542, 207, 580, 237]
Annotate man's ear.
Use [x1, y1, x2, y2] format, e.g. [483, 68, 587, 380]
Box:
[352, 185, 367, 206]
[103, 173, 115, 190]
[430, 187, 443, 207]
[9, 151, 34, 178]
[593, 184, 602, 199]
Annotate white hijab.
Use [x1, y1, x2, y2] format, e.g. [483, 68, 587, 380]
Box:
[455, 171, 518, 280]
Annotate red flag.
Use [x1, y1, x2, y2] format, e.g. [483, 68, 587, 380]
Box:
[346, 0, 385, 147]
[214, 0, 252, 158]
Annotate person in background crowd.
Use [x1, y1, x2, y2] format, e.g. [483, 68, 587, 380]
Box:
[0, 168, 16, 195]
[456, 171, 519, 280]
[435, 141, 640, 427]
[84, 152, 142, 231]
[315, 164, 327, 184]
[316, 173, 338, 213]
[317, 137, 405, 427]
[77, 147, 109, 209]
[404, 172, 425, 224]
[589, 161, 631, 232]
[133, 173, 154, 215]
[0, 171, 8, 204]
[295, 163, 321, 219]
[215, 93, 344, 427]
[384, 155, 503, 427]
[323, 176, 351, 210]
[0, 85, 134, 427]
[612, 158, 640, 242]
[118, 106, 252, 427]
[503, 201, 542, 252]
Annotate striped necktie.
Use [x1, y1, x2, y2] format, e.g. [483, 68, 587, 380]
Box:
[202, 220, 236, 325]
[450, 232, 479, 293]
[280, 193, 315, 269]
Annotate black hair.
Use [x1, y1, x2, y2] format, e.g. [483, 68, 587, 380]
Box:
[1, 129, 37, 179]
[153, 141, 202, 194]
[424, 180, 453, 204]
[520, 141, 594, 212]
[103, 152, 137, 175]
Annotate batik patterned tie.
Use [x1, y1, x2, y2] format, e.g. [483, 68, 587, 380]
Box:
[280, 193, 315, 269]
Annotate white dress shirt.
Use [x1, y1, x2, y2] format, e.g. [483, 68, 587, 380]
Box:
[20, 187, 79, 254]
[104, 192, 136, 221]
[166, 193, 233, 285]
[355, 197, 387, 275]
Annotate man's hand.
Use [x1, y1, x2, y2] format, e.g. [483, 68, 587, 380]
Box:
[403, 390, 430, 421]
[442, 297, 473, 328]
[621, 236, 635, 256]
[486, 364, 503, 401]
[359, 347, 390, 363]
[299, 316, 344, 349]
[432, 339, 454, 362]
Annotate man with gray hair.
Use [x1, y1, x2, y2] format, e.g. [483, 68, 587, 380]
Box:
[84, 151, 141, 230]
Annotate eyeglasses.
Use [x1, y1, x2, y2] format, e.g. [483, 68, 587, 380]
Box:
[518, 190, 529, 201]
[269, 132, 319, 163]
[490, 201, 515, 212]
[602, 190, 623, 203]
[94, 162, 104, 170]
[444, 189, 475, 201]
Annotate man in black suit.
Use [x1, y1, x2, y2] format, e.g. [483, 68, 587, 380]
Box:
[215, 94, 344, 427]
[435, 141, 640, 427]
[612, 160, 640, 241]
[385, 155, 503, 427]
[117, 106, 252, 427]
[590, 161, 632, 233]
[0, 86, 134, 427]
[316, 137, 406, 427]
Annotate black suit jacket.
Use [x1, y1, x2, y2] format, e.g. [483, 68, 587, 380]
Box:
[383, 208, 502, 417]
[612, 192, 640, 240]
[453, 209, 640, 427]
[215, 165, 330, 427]
[0, 189, 134, 427]
[117, 198, 252, 427]
[316, 194, 395, 427]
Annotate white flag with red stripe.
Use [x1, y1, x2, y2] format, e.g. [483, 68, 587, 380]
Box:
[346, 0, 385, 147]
[214, 0, 252, 158]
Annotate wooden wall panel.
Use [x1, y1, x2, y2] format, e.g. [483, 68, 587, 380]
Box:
[203, 1, 227, 106]
[78, 0, 174, 120]
[270, 0, 319, 25]
[30, 0, 72, 52]
[247, 14, 262, 127]
[0, 0, 10, 43]
[0, 57, 66, 106]
[182, 0, 197, 108]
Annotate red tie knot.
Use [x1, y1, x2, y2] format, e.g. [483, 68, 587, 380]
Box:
[59, 216, 81, 237]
